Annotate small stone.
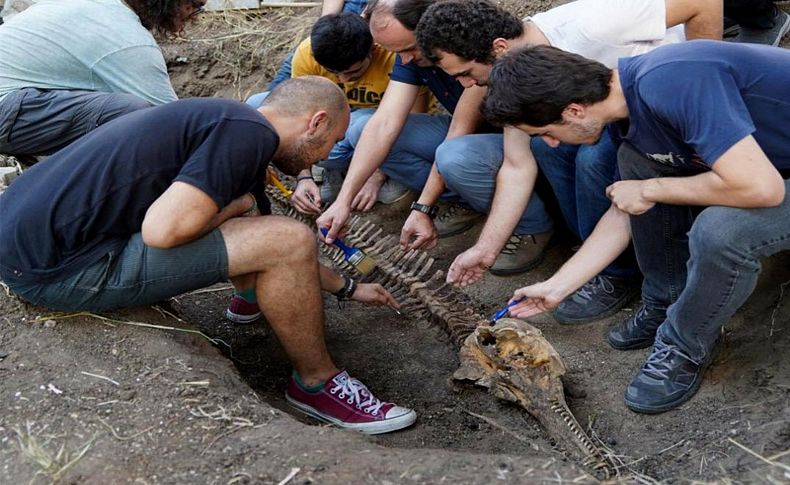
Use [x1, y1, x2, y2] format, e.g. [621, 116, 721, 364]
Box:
[43, 319, 57, 328]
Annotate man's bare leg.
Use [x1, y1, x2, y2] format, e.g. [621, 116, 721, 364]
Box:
[220, 215, 337, 386]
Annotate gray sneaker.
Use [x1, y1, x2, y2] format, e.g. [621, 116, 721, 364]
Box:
[376, 178, 410, 204]
[489, 230, 553, 275]
[553, 275, 638, 325]
[435, 204, 484, 238]
[734, 9, 790, 46]
[319, 169, 345, 204]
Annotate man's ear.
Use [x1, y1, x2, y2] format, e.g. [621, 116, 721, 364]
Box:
[307, 110, 329, 135]
[492, 38, 509, 57]
[562, 103, 586, 121]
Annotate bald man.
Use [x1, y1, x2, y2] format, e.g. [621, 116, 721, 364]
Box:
[0, 77, 417, 435]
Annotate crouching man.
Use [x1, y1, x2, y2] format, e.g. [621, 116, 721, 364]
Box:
[0, 77, 416, 434]
[484, 42, 790, 413]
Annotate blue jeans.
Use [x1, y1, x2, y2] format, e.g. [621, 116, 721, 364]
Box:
[531, 133, 639, 279]
[328, 111, 454, 194]
[267, 0, 369, 90]
[618, 142, 790, 362]
[437, 134, 554, 235]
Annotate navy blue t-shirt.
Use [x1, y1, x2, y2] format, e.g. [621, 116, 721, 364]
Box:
[389, 55, 465, 113]
[0, 98, 279, 285]
[617, 40, 790, 171]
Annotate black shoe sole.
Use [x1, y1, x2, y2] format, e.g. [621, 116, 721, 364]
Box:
[607, 333, 655, 351]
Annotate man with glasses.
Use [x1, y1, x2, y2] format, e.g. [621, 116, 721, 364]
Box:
[0, 0, 205, 160]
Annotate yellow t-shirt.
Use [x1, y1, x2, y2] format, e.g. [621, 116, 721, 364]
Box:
[291, 38, 394, 110]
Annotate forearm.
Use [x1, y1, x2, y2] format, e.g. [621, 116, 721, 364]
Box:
[546, 206, 631, 298]
[446, 87, 485, 139]
[642, 170, 784, 208]
[475, 163, 535, 256]
[415, 164, 446, 205]
[681, 0, 723, 40]
[321, 0, 344, 16]
[335, 118, 401, 206]
[318, 263, 345, 293]
[206, 193, 256, 232]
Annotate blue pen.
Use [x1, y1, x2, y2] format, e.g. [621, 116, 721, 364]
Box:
[490, 298, 525, 323]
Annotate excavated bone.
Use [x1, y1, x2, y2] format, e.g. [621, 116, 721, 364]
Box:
[455, 318, 614, 478]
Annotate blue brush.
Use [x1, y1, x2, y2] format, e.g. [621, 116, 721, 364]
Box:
[490, 298, 525, 323]
[320, 228, 377, 275]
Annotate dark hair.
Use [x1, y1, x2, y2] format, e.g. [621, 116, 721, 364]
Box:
[483, 45, 612, 127]
[126, 0, 193, 34]
[417, 0, 523, 64]
[311, 13, 373, 72]
[391, 0, 437, 30]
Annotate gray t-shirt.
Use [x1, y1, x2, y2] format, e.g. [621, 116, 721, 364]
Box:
[0, 0, 177, 105]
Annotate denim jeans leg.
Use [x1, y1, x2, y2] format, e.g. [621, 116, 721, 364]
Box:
[437, 133, 553, 235]
[532, 137, 581, 236]
[369, 113, 451, 194]
[267, 51, 295, 91]
[659, 181, 790, 361]
[319, 109, 375, 171]
[618, 143, 698, 310]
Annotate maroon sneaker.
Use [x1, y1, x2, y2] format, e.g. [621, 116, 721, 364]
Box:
[286, 370, 416, 434]
[225, 295, 261, 323]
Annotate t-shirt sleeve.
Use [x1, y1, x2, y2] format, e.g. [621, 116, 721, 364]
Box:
[91, 45, 178, 105]
[637, 64, 756, 167]
[388, 56, 423, 86]
[582, 0, 667, 45]
[175, 119, 276, 209]
[292, 38, 325, 78]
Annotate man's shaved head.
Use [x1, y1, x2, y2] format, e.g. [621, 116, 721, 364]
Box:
[262, 75, 348, 123]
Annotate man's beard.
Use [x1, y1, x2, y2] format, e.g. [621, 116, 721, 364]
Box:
[571, 118, 604, 144]
[272, 136, 325, 175]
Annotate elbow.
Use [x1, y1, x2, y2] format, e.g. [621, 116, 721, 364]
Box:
[141, 220, 182, 248]
[746, 177, 786, 207]
[762, 179, 786, 207]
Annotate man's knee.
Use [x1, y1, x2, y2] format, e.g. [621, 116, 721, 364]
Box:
[434, 137, 467, 179]
[688, 207, 751, 259]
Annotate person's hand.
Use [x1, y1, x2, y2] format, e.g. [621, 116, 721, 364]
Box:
[316, 201, 350, 244]
[447, 245, 496, 287]
[351, 170, 386, 212]
[399, 210, 438, 251]
[606, 180, 655, 215]
[290, 178, 322, 215]
[351, 283, 400, 309]
[507, 281, 566, 319]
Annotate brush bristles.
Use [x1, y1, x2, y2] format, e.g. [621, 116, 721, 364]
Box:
[349, 250, 377, 276]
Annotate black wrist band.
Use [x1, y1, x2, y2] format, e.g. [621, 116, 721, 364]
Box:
[296, 175, 314, 183]
[333, 277, 357, 301]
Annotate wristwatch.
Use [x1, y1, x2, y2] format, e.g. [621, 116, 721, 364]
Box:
[410, 202, 438, 219]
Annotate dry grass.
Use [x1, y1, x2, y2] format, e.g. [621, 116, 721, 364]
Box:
[14, 422, 94, 484]
[170, 7, 319, 99]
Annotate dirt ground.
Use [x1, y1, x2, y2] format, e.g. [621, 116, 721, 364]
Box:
[2, 3, 790, 484]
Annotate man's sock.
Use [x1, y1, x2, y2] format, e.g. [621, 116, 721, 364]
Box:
[234, 288, 256, 303]
[293, 371, 325, 393]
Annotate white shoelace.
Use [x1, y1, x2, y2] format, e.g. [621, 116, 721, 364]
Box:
[330, 376, 385, 415]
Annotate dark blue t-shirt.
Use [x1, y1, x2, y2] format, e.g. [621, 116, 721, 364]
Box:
[389, 55, 465, 113]
[0, 98, 279, 285]
[617, 40, 790, 171]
